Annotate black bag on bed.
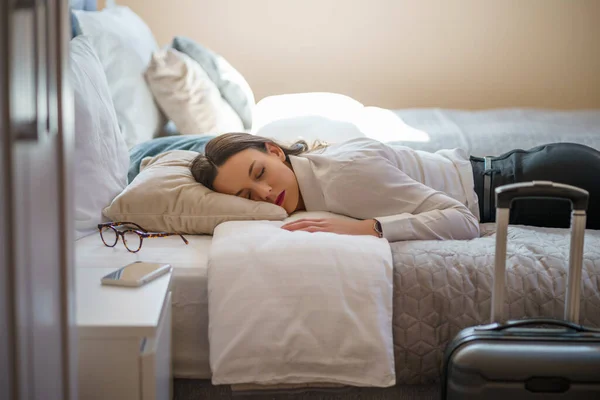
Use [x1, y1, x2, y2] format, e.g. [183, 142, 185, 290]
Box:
[441, 181, 600, 400]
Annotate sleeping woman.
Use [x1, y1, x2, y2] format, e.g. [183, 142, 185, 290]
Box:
[190, 133, 600, 241]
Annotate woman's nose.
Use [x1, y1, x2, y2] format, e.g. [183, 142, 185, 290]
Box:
[252, 182, 272, 201]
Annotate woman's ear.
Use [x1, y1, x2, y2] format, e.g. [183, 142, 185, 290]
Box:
[265, 142, 286, 161]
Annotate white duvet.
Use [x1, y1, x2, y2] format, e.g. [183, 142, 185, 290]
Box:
[208, 220, 395, 387]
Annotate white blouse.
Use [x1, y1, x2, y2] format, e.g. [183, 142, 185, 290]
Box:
[289, 138, 480, 242]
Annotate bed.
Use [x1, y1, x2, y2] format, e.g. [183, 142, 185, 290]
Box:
[77, 210, 600, 385]
[73, 71, 600, 383]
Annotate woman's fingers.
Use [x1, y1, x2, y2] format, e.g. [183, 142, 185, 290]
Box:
[297, 226, 324, 233]
[281, 218, 325, 230]
[281, 218, 371, 236]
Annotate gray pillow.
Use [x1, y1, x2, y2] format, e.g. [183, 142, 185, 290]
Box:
[172, 36, 254, 129]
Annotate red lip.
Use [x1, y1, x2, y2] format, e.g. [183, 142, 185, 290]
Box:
[275, 191, 286, 206]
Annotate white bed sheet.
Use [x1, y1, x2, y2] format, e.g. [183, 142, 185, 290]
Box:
[75, 232, 213, 378]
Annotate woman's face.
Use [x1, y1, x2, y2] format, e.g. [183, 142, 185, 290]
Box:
[212, 143, 302, 214]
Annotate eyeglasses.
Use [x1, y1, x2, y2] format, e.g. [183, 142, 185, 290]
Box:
[97, 221, 189, 253]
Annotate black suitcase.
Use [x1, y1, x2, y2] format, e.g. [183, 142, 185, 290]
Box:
[441, 181, 600, 399]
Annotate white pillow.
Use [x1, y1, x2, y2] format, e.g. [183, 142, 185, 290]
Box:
[69, 36, 130, 239]
[254, 115, 366, 146]
[252, 93, 367, 144]
[252, 92, 365, 127]
[145, 49, 244, 135]
[73, 6, 165, 148]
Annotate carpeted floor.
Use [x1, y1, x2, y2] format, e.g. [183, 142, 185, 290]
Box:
[173, 380, 441, 400]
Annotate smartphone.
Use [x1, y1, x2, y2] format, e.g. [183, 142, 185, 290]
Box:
[101, 261, 172, 287]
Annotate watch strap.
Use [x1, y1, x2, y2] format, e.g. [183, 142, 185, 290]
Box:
[373, 219, 383, 238]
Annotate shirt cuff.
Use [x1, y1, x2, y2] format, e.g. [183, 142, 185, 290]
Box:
[375, 214, 414, 242]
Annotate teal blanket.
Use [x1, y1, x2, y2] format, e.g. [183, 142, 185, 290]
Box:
[128, 135, 215, 183]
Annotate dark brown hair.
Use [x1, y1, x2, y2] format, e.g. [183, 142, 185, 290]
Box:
[190, 133, 320, 190]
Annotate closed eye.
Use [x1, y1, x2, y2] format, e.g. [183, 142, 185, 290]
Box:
[237, 167, 265, 199]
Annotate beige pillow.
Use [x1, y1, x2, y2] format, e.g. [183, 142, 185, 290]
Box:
[144, 48, 244, 135]
[103, 150, 288, 234]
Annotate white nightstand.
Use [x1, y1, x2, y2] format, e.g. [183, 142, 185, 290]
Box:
[76, 267, 173, 400]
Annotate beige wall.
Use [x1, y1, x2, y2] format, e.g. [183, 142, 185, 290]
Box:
[118, 0, 600, 109]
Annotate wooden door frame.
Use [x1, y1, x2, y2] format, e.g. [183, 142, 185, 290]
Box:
[55, 0, 78, 400]
[55, 0, 77, 398]
[0, 0, 17, 397]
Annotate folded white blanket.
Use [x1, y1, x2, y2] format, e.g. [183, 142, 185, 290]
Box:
[208, 219, 395, 387]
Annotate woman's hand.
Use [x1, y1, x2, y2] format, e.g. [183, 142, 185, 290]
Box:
[281, 218, 379, 237]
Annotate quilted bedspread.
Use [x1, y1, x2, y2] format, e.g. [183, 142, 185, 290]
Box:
[391, 223, 600, 384]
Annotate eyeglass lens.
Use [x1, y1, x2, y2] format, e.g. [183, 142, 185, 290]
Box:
[100, 226, 118, 247]
[122, 230, 142, 252]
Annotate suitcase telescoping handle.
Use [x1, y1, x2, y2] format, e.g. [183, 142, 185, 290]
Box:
[492, 181, 589, 324]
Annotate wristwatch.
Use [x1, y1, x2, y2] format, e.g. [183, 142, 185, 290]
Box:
[373, 219, 383, 238]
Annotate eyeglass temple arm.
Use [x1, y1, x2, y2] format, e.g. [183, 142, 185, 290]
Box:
[114, 221, 147, 231]
[144, 232, 189, 244]
[178, 234, 189, 244]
